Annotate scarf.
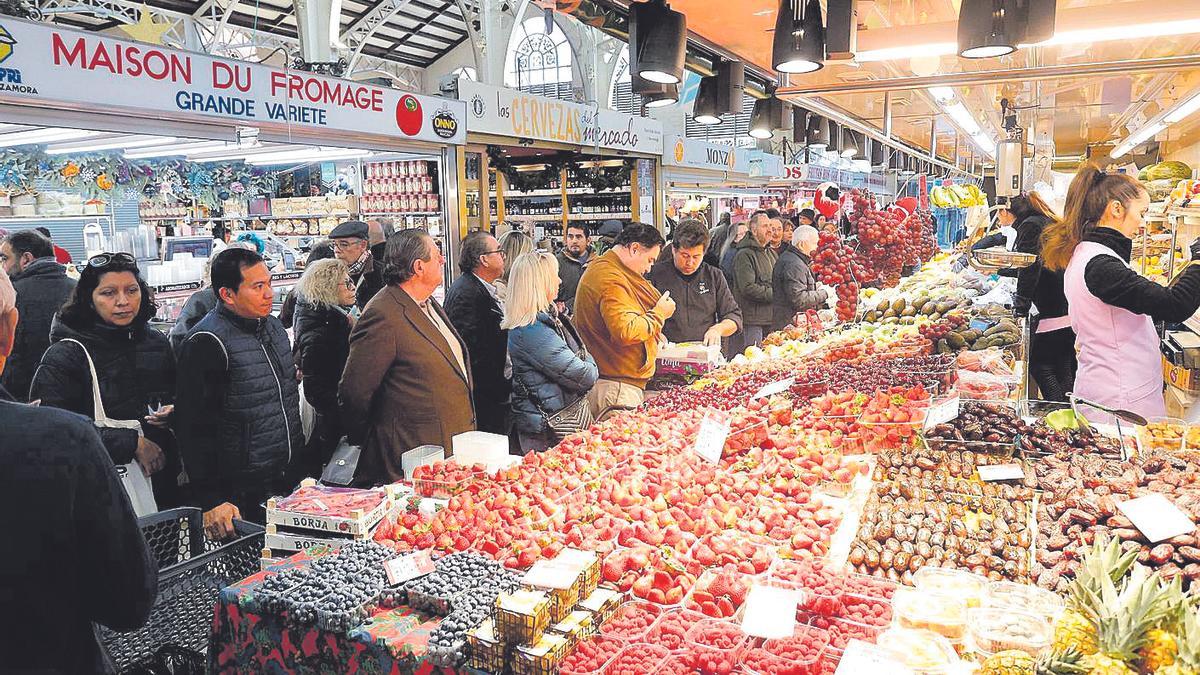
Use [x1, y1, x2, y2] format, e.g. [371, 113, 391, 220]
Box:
[348, 248, 372, 277]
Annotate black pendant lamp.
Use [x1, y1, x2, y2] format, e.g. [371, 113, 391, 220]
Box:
[792, 109, 810, 144]
[644, 83, 679, 108]
[772, 0, 826, 74]
[870, 138, 886, 167]
[808, 114, 829, 147]
[693, 75, 722, 125]
[633, 0, 687, 84]
[749, 93, 786, 140]
[826, 121, 841, 154]
[840, 129, 860, 158]
[957, 0, 1020, 59]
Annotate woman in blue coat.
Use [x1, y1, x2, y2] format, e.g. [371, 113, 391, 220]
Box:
[502, 250, 599, 453]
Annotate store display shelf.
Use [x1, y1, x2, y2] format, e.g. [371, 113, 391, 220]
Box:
[504, 214, 562, 221]
[360, 211, 440, 217]
[567, 212, 632, 221]
[192, 213, 354, 221]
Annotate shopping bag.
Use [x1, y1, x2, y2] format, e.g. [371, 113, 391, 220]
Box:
[320, 439, 360, 486]
[298, 381, 315, 443]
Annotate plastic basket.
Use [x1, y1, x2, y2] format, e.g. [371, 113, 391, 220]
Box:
[99, 507, 264, 673]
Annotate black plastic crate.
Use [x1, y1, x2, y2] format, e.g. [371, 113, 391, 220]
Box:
[99, 507, 264, 673]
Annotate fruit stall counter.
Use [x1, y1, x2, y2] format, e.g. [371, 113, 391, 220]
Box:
[209, 547, 469, 675]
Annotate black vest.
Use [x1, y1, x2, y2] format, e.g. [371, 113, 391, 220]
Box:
[190, 305, 302, 480]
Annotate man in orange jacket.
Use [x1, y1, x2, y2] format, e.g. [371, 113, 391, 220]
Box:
[574, 222, 675, 419]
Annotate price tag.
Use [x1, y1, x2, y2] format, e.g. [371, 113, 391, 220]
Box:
[692, 414, 730, 464]
[740, 584, 802, 639]
[978, 463, 1026, 482]
[1116, 493, 1197, 543]
[835, 640, 912, 675]
[970, 318, 993, 333]
[522, 560, 579, 590]
[923, 395, 960, 430]
[383, 549, 435, 585]
[752, 377, 795, 400]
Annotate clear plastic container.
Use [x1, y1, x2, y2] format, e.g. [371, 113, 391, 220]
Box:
[841, 573, 900, 600]
[683, 569, 754, 620]
[859, 418, 927, 453]
[559, 635, 624, 675]
[800, 612, 885, 652]
[892, 587, 968, 643]
[762, 624, 830, 671]
[688, 531, 776, 576]
[605, 642, 670, 674]
[645, 607, 707, 652]
[968, 607, 1053, 656]
[742, 646, 822, 675]
[600, 600, 663, 642]
[876, 627, 962, 675]
[839, 593, 893, 628]
[912, 567, 988, 607]
[684, 619, 748, 675]
[1138, 417, 1187, 454]
[984, 580, 1065, 623]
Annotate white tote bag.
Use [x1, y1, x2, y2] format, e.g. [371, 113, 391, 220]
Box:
[61, 338, 159, 517]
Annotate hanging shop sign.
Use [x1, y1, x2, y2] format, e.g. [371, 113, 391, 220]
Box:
[747, 150, 785, 179]
[777, 163, 886, 191]
[458, 80, 663, 155]
[663, 135, 751, 174]
[0, 18, 466, 145]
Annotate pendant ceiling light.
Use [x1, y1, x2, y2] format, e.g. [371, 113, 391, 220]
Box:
[644, 82, 679, 108]
[692, 75, 722, 124]
[749, 92, 787, 139]
[870, 138, 887, 166]
[633, 0, 687, 84]
[808, 114, 829, 147]
[772, 0, 826, 74]
[840, 129, 860, 158]
[957, 0, 1020, 59]
[826, 121, 841, 154]
[792, 109, 810, 144]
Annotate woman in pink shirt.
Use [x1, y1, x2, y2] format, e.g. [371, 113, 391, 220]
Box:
[1042, 164, 1200, 420]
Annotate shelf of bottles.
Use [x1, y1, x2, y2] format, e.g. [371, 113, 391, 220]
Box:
[360, 159, 441, 215]
[564, 165, 632, 223]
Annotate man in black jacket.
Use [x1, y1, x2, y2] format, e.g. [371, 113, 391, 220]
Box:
[445, 231, 509, 435]
[175, 248, 303, 534]
[0, 265, 157, 674]
[648, 219, 741, 347]
[555, 223, 592, 314]
[0, 229, 76, 400]
[772, 225, 829, 331]
[330, 220, 384, 310]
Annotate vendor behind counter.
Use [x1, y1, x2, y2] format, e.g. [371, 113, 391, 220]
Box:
[648, 219, 742, 348]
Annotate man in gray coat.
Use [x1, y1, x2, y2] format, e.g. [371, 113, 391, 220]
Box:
[731, 212, 777, 348]
[773, 225, 828, 331]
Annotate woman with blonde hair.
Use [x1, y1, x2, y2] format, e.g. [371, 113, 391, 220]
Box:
[503, 250, 598, 453]
[494, 229, 534, 302]
[291, 257, 357, 480]
[1042, 163, 1200, 418]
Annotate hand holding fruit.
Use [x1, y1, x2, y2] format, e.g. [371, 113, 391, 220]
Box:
[654, 290, 677, 319]
[134, 437, 165, 476]
[203, 502, 242, 541]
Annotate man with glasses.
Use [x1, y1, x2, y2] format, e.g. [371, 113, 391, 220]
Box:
[649, 219, 742, 349]
[0, 229, 75, 400]
[444, 231, 510, 435]
[329, 220, 384, 310]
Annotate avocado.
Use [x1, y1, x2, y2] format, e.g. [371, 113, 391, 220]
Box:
[946, 333, 967, 349]
[892, 298, 907, 313]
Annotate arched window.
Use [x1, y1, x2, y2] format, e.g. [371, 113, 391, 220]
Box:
[452, 66, 477, 81]
[610, 44, 639, 115]
[505, 16, 574, 100]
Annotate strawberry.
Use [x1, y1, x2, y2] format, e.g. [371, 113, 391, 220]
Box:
[653, 570, 673, 591]
[727, 580, 747, 605]
[706, 575, 730, 598]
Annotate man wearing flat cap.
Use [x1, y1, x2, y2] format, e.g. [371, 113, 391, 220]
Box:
[330, 220, 384, 310]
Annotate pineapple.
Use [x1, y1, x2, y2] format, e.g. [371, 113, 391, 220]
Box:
[982, 650, 1035, 675]
[1055, 536, 1140, 655]
[1141, 577, 1186, 671]
[1154, 603, 1199, 675]
[1037, 648, 1089, 675]
[1079, 567, 1171, 675]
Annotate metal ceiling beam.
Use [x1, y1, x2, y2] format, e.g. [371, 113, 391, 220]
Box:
[778, 55, 1200, 97]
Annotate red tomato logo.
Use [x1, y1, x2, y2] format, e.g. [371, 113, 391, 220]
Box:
[396, 94, 423, 136]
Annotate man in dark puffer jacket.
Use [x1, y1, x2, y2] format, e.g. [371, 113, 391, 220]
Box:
[175, 248, 302, 536]
[0, 229, 75, 400]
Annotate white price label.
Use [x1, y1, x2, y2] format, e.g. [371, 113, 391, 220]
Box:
[692, 415, 730, 464]
[835, 640, 912, 675]
[1117, 493, 1196, 543]
[740, 584, 802, 639]
[522, 560, 579, 589]
[978, 463, 1026, 482]
[923, 395, 960, 430]
[752, 377, 795, 400]
[383, 549, 435, 585]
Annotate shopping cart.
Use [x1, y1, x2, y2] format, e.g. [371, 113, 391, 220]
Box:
[98, 507, 263, 674]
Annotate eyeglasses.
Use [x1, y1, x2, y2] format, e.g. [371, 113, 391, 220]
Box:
[333, 239, 365, 250]
[481, 249, 507, 258]
[343, 277, 355, 289]
[87, 252, 137, 268]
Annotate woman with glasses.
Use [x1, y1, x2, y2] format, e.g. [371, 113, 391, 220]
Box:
[494, 230, 533, 303]
[503, 250, 598, 453]
[291, 258, 357, 481]
[29, 252, 182, 507]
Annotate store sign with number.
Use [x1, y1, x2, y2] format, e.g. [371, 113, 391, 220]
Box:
[0, 17, 467, 145]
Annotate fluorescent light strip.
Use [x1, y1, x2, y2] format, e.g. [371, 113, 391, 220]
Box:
[0, 128, 99, 148]
[928, 87, 956, 104]
[124, 141, 234, 159]
[972, 133, 997, 154]
[248, 149, 373, 166]
[858, 42, 957, 63]
[944, 102, 982, 136]
[46, 135, 177, 155]
[1166, 92, 1200, 124]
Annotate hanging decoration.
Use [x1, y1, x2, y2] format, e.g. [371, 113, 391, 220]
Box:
[0, 147, 278, 207]
[487, 145, 635, 194]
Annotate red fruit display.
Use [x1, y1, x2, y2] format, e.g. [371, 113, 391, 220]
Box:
[802, 613, 885, 651]
[811, 230, 864, 322]
[685, 568, 752, 619]
[690, 532, 774, 575]
[684, 619, 747, 675]
[605, 643, 669, 675]
[560, 635, 625, 674]
[645, 608, 707, 651]
[600, 601, 662, 642]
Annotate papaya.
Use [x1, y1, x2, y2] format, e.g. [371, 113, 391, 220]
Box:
[946, 333, 967, 349]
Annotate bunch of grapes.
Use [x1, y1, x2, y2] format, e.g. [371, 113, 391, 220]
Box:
[844, 189, 940, 289]
[917, 313, 968, 342]
[812, 230, 866, 322]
